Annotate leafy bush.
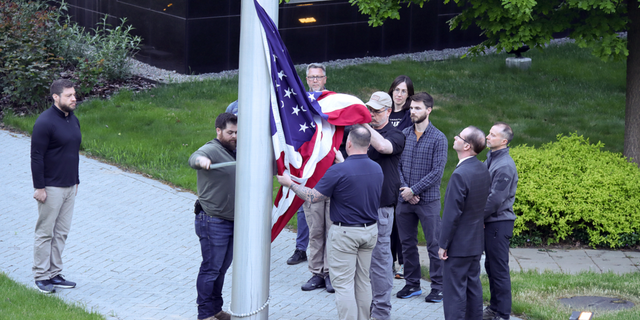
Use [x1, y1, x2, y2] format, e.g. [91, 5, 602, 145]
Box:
[57, 15, 141, 82]
[0, 0, 141, 111]
[0, 0, 63, 109]
[512, 133, 640, 248]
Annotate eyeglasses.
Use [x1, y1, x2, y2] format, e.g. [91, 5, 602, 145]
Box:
[368, 107, 388, 114]
[306, 76, 326, 81]
[455, 135, 469, 144]
[393, 88, 408, 95]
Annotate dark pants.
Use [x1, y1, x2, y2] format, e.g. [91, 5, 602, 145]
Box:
[484, 220, 514, 319]
[443, 255, 482, 320]
[296, 207, 309, 251]
[390, 206, 403, 265]
[195, 212, 234, 319]
[396, 200, 443, 290]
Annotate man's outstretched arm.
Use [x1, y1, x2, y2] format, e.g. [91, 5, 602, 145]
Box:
[277, 172, 328, 204]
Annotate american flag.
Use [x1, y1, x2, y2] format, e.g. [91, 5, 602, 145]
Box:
[253, 0, 371, 241]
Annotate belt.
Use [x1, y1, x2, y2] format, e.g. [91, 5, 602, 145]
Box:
[333, 221, 377, 227]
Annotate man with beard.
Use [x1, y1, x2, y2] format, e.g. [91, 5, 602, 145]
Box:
[361, 92, 405, 320]
[31, 79, 82, 294]
[189, 113, 238, 320]
[396, 92, 447, 303]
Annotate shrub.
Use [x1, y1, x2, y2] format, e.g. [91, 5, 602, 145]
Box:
[511, 133, 640, 248]
[0, 0, 141, 111]
[0, 0, 63, 109]
[57, 14, 142, 82]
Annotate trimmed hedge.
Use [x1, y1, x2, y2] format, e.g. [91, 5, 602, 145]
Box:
[511, 133, 640, 248]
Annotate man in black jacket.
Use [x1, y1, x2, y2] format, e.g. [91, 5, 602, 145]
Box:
[31, 79, 81, 294]
[439, 126, 491, 320]
[482, 123, 518, 320]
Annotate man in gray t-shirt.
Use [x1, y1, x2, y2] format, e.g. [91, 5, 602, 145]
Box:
[188, 113, 237, 320]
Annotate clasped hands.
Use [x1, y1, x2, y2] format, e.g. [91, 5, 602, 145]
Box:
[400, 187, 420, 204]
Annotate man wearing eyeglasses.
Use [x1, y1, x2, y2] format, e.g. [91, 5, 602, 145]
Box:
[396, 92, 447, 303]
[306, 62, 327, 92]
[438, 126, 491, 320]
[294, 62, 335, 293]
[361, 92, 405, 320]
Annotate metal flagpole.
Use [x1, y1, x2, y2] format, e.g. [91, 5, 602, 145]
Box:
[231, 0, 277, 319]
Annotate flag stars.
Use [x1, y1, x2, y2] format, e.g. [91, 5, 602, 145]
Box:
[284, 88, 295, 99]
[299, 123, 309, 132]
[278, 70, 286, 80]
[307, 92, 316, 101]
[292, 105, 301, 116]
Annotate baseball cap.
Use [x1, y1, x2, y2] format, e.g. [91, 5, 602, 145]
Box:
[366, 91, 392, 110]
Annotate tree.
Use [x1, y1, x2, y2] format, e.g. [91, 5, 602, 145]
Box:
[350, 0, 640, 165]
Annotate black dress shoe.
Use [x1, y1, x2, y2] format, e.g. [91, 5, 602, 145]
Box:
[286, 249, 307, 265]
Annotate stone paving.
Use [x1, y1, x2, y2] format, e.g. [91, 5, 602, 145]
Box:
[1, 128, 638, 319]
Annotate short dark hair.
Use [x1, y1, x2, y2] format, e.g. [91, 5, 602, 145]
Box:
[50, 79, 75, 97]
[387, 75, 415, 111]
[465, 126, 486, 155]
[410, 92, 434, 109]
[215, 113, 237, 130]
[347, 124, 371, 148]
[493, 122, 514, 144]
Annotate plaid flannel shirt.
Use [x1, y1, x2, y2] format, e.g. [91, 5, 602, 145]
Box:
[398, 122, 448, 204]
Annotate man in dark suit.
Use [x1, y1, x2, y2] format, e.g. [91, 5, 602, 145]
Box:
[438, 126, 491, 320]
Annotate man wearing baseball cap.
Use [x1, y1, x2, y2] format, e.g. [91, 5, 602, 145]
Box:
[362, 92, 406, 320]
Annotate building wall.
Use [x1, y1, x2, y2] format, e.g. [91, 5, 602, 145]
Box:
[64, 0, 483, 74]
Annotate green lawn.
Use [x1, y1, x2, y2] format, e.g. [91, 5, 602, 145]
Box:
[0, 272, 104, 319]
[505, 270, 640, 320]
[3, 42, 627, 238]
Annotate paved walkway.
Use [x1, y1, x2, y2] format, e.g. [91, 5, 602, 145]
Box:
[1, 128, 638, 320]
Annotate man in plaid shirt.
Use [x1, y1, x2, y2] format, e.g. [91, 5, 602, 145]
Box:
[395, 92, 448, 303]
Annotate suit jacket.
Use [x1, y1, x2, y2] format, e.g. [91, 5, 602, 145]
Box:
[439, 156, 491, 257]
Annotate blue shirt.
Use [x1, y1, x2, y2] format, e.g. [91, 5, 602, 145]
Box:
[314, 154, 383, 224]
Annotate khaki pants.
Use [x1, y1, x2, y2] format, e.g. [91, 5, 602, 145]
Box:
[304, 199, 331, 275]
[33, 186, 75, 280]
[328, 223, 378, 320]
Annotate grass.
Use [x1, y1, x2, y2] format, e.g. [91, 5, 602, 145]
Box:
[505, 270, 640, 320]
[0, 272, 104, 319]
[419, 268, 640, 320]
[2, 43, 627, 241]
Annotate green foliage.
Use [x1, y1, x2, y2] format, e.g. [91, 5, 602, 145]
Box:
[58, 15, 141, 82]
[0, 0, 141, 110]
[445, 0, 630, 61]
[512, 133, 640, 248]
[0, 0, 64, 109]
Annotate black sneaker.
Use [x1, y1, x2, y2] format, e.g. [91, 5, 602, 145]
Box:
[424, 289, 443, 302]
[286, 249, 307, 265]
[35, 280, 55, 293]
[325, 275, 335, 293]
[483, 307, 498, 320]
[50, 274, 76, 288]
[301, 274, 326, 291]
[396, 285, 422, 299]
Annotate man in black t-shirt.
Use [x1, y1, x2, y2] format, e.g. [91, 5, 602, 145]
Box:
[362, 92, 405, 320]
